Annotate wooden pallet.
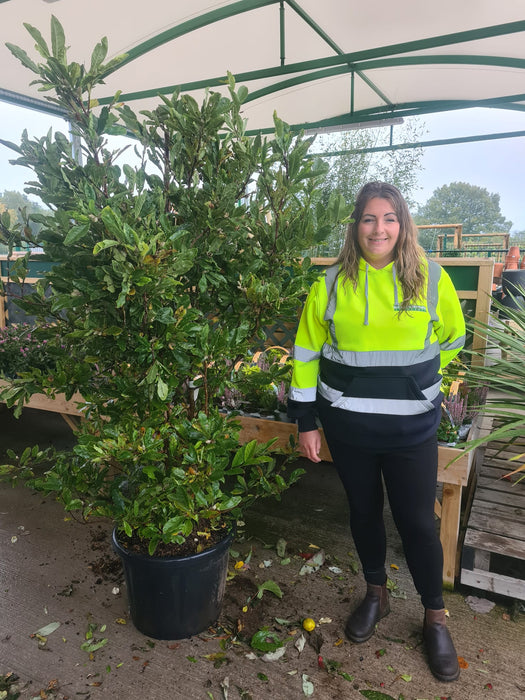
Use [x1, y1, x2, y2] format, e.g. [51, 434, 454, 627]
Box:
[461, 437, 525, 600]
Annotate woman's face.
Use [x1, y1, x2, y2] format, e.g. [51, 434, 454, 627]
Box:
[357, 197, 400, 269]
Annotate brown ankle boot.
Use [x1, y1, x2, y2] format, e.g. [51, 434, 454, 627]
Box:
[345, 582, 390, 643]
[423, 608, 460, 682]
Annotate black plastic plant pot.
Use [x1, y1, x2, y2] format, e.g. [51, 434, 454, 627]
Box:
[499, 293, 525, 319]
[502, 268, 525, 296]
[112, 529, 233, 640]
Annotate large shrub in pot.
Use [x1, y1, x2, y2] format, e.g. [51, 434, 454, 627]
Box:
[0, 18, 347, 555]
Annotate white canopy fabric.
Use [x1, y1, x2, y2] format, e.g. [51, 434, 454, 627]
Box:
[1, 0, 525, 139]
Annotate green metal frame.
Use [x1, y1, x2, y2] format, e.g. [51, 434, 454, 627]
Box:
[2, 1, 525, 152]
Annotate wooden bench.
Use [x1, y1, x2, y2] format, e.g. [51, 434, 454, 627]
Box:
[461, 436, 525, 600]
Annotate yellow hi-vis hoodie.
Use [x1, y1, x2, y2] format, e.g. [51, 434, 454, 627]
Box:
[288, 258, 466, 448]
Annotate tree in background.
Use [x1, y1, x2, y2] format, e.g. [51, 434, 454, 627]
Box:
[310, 120, 425, 256]
[0, 190, 48, 252]
[509, 229, 525, 247]
[415, 182, 512, 250]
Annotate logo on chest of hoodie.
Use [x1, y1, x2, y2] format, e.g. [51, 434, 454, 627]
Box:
[393, 302, 427, 312]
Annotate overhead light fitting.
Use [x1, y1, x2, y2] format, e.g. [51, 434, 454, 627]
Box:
[304, 117, 404, 136]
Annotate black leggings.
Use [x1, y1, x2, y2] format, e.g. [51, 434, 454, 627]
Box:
[326, 434, 444, 610]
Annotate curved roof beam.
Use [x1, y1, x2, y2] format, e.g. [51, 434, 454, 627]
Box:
[99, 55, 525, 108]
[243, 92, 525, 135]
[312, 129, 525, 156]
[102, 16, 525, 81]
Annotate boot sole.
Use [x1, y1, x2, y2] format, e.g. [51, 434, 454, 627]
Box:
[429, 667, 460, 683]
[345, 607, 391, 643]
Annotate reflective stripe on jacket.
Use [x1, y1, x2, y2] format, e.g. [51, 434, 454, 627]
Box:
[290, 258, 465, 426]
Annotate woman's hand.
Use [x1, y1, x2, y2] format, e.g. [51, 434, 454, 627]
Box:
[298, 429, 322, 463]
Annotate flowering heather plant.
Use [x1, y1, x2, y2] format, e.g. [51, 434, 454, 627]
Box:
[438, 375, 489, 444]
[464, 384, 489, 422]
[442, 392, 467, 428]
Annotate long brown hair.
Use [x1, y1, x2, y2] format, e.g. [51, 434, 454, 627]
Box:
[336, 182, 426, 309]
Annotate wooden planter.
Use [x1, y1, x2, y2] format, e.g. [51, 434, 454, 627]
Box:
[0, 385, 479, 588]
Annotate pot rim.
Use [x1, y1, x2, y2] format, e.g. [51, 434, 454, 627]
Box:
[111, 527, 234, 564]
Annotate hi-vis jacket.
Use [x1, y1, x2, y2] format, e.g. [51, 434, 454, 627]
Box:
[288, 258, 466, 449]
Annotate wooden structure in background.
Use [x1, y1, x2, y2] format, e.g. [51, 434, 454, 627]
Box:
[461, 431, 525, 600]
[417, 223, 463, 251]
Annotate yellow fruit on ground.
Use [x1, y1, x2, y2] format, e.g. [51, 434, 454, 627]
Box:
[302, 617, 316, 632]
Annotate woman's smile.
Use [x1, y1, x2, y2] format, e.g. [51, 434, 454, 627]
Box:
[357, 197, 400, 268]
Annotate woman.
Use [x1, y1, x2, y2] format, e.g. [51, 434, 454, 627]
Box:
[288, 182, 465, 682]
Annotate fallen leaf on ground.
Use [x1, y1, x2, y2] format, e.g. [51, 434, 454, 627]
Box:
[34, 622, 61, 637]
[220, 676, 229, 700]
[276, 538, 287, 558]
[250, 629, 283, 653]
[458, 656, 469, 669]
[299, 550, 325, 575]
[328, 566, 342, 574]
[302, 674, 314, 696]
[256, 580, 282, 599]
[262, 646, 287, 662]
[359, 689, 397, 699]
[294, 634, 306, 653]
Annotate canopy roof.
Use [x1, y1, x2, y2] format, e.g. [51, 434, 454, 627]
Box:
[1, 0, 525, 142]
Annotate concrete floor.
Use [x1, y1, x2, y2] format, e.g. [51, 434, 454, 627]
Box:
[0, 405, 524, 700]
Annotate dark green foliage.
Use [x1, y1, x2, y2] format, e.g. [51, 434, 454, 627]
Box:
[0, 18, 346, 553]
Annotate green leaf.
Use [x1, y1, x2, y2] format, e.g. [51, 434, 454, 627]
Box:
[157, 378, 168, 401]
[64, 223, 90, 245]
[90, 37, 108, 73]
[256, 580, 283, 599]
[338, 671, 354, 682]
[34, 622, 61, 636]
[360, 691, 397, 700]
[80, 638, 109, 653]
[5, 43, 39, 73]
[50, 15, 66, 62]
[93, 239, 119, 255]
[237, 85, 249, 103]
[23, 22, 50, 59]
[250, 629, 283, 653]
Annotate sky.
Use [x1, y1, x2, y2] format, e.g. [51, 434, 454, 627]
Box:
[1, 101, 524, 231]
